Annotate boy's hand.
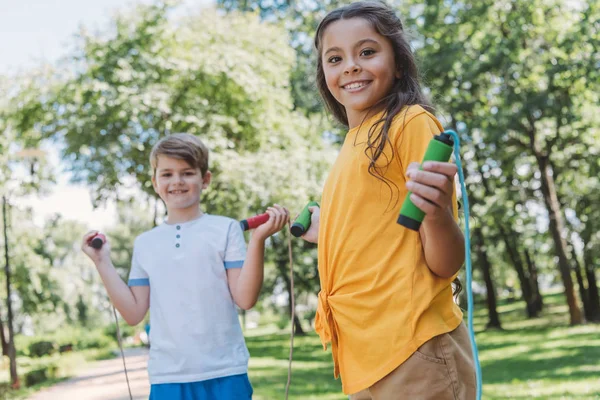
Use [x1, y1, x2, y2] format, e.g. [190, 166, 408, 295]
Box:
[252, 204, 290, 241]
[81, 230, 111, 265]
[405, 161, 456, 223]
[300, 206, 319, 244]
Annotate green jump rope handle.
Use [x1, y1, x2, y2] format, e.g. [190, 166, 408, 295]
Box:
[291, 201, 319, 237]
[397, 131, 455, 231]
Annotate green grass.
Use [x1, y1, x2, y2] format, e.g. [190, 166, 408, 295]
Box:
[2, 291, 598, 399]
[248, 292, 600, 399]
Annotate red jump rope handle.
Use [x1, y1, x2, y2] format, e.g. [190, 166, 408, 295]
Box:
[90, 233, 106, 249]
[240, 213, 270, 231]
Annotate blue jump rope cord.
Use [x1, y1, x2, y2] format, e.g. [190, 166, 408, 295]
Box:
[446, 129, 483, 400]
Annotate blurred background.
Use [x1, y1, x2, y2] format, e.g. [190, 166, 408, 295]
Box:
[0, 0, 598, 399]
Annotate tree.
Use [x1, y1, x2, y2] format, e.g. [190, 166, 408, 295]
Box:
[0, 68, 57, 389]
[406, 0, 599, 325]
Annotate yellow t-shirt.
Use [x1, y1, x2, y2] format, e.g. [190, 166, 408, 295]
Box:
[315, 105, 463, 395]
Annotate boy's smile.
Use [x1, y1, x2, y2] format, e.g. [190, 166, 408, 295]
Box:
[152, 155, 211, 222]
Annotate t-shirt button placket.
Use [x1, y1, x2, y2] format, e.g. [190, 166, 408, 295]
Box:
[176, 225, 181, 248]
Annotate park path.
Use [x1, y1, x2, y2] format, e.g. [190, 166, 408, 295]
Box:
[27, 348, 150, 400]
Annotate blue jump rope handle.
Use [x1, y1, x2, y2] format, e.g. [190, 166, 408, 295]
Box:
[445, 130, 483, 400]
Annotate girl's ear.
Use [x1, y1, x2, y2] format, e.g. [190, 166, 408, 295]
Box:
[396, 69, 402, 79]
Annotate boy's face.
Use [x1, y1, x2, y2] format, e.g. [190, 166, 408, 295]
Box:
[152, 155, 211, 212]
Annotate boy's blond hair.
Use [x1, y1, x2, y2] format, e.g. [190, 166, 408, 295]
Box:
[150, 133, 209, 176]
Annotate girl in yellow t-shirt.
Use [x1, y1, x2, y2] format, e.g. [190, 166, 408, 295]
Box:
[301, 2, 476, 399]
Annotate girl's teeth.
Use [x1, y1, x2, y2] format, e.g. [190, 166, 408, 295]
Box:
[346, 82, 367, 89]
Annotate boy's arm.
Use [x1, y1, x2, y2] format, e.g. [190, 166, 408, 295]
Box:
[82, 231, 150, 325]
[226, 238, 266, 310]
[227, 205, 289, 310]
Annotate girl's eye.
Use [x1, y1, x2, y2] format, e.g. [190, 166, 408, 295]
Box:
[361, 49, 375, 57]
[328, 56, 341, 63]
[162, 173, 171, 177]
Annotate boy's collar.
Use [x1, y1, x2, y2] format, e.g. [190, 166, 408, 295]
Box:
[164, 211, 206, 226]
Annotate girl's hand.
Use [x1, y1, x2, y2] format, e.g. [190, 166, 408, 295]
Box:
[252, 204, 290, 241]
[405, 161, 457, 223]
[300, 206, 319, 244]
[81, 230, 111, 265]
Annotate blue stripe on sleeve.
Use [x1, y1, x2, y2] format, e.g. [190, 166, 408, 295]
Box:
[224, 260, 244, 269]
[128, 278, 150, 286]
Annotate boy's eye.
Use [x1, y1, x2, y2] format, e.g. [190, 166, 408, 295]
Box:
[360, 49, 375, 57]
[185, 172, 196, 176]
[162, 173, 171, 177]
[327, 56, 341, 63]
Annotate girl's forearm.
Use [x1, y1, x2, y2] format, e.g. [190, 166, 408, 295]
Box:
[422, 210, 465, 278]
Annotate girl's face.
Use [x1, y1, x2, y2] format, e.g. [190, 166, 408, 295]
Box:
[321, 17, 400, 128]
[152, 155, 210, 213]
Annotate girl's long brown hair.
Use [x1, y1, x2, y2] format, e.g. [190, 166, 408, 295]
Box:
[315, 1, 432, 209]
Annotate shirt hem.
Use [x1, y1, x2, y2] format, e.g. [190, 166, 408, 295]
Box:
[149, 365, 248, 385]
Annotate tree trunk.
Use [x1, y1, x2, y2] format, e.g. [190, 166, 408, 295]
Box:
[535, 155, 583, 324]
[0, 319, 8, 356]
[523, 248, 543, 313]
[293, 315, 305, 335]
[498, 226, 539, 318]
[472, 149, 537, 317]
[571, 245, 590, 322]
[2, 196, 19, 389]
[279, 261, 305, 336]
[582, 240, 600, 322]
[473, 227, 502, 329]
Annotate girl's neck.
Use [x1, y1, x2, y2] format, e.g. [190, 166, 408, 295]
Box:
[347, 104, 386, 130]
[166, 207, 204, 225]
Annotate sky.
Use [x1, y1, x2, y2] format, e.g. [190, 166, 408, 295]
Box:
[1, 0, 211, 229]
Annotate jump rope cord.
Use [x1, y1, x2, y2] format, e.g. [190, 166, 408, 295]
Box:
[447, 129, 483, 400]
[112, 305, 134, 400]
[285, 220, 295, 400]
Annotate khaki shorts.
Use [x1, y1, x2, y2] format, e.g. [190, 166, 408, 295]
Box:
[349, 322, 476, 400]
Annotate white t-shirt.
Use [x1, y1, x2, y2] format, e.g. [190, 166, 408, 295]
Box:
[127, 214, 249, 384]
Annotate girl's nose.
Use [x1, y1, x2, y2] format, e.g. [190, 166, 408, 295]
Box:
[344, 60, 361, 75]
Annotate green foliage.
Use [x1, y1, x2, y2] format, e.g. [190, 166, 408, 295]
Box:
[28, 341, 57, 358]
[103, 322, 135, 340]
[24, 364, 58, 387]
[74, 332, 114, 351]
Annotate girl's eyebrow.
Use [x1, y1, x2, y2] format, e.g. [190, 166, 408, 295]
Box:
[324, 38, 380, 56]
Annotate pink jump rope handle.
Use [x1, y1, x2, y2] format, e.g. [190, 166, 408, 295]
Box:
[90, 233, 106, 249]
[240, 213, 270, 231]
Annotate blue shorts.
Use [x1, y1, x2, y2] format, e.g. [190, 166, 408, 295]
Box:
[149, 373, 253, 400]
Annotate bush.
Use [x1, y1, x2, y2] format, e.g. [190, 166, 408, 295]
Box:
[75, 332, 114, 350]
[29, 341, 57, 358]
[104, 322, 135, 340]
[59, 343, 74, 353]
[25, 364, 58, 387]
[276, 313, 290, 330]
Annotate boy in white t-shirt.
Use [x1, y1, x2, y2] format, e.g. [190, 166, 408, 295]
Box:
[81, 133, 289, 399]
